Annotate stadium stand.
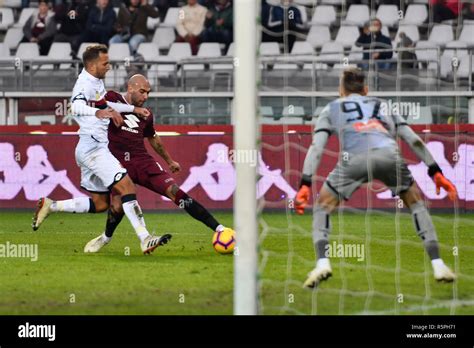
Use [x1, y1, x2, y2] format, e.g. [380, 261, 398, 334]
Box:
[0, 0, 473, 125]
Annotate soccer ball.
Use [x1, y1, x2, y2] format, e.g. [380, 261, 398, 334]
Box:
[212, 228, 235, 254]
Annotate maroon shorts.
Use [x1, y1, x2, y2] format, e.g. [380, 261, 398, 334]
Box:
[125, 158, 175, 196]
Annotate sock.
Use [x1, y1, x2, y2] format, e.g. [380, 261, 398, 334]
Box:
[50, 197, 95, 213]
[410, 201, 440, 260]
[317, 257, 331, 269]
[174, 190, 220, 231]
[312, 204, 331, 259]
[431, 258, 445, 268]
[104, 208, 125, 238]
[101, 232, 111, 243]
[121, 194, 149, 243]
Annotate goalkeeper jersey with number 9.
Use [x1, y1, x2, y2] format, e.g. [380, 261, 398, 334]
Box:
[315, 94, 406, 155]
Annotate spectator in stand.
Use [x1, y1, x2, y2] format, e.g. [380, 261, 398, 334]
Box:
[54, 0, 94, 56]
[22, 0, 57, 55]
[175, 0, 207, 55]
[81, 0, 116, 45]
[355, 19, 393, 70]
[262, 0, 304, 53]
[201, 0, 233, 50]
[430, 0, 460, 22]
[153, 0, 178, 22]
[109, 0, 159, 54]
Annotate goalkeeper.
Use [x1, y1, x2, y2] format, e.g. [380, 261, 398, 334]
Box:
[295, 68, 458, 288]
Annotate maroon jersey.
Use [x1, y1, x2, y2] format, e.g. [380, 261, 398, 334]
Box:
[106, 91, 176, 194]
[106, 91, 156, 163]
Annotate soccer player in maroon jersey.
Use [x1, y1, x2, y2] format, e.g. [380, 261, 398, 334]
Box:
[84, 74, 233, 253]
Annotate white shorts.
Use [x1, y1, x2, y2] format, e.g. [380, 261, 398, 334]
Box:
[75, 136, 127, 193]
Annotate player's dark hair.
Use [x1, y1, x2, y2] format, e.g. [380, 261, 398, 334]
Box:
[341, 68, 365, 94]
[82, 44, 108, 67]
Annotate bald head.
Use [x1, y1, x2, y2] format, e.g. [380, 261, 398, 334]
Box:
[126, 74, 151, 107]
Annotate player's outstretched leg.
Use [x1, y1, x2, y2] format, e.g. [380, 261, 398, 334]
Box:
[32, 196, 106, 231]
[168, 185, 229, 233]
[113, 176, 172, 255]
[303, 185, 339, 289]
[400, 184, 455, 282]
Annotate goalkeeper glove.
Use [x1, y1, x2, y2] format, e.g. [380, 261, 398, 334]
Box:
[428, 164, 458, 201]
[295, 176, 311, 215]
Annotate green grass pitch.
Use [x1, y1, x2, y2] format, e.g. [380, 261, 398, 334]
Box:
[0, 211, 473, 315]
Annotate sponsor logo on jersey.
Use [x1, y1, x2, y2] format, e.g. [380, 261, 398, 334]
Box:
[123, 114, 140, 129]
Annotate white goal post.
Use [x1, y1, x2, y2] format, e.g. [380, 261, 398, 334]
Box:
[233, 0, 260, 315]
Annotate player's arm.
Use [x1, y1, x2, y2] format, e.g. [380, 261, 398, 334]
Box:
[147, 133, 181, 173]
[71, 95, 124, 127]
[397, 122, 457, 200]
[106, 101, 150, 118]
[295, 106, 332, 214]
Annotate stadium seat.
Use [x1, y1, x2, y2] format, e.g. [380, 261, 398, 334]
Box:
[260, 42, 280, 55]
[320, 0, 344, 5]
[211, 43, 234, 70]
[294, 0, 317, 5]
[15, 43, 40, 68]
[394, 25, 420, 44]
[226, 43, 234, 56]
[433, 41, 469, 78]
[4, 27, 23, 50]
[14, 8, 37, 28]
[154, 42, 192, 75]
[40, 42, 72, 70]
[318, 41, 344, 64]
[161, 7, 180, 27]
[296, 5, 308, 26]
[0, 43, 10, 58]
[400, 4, 428, 26]
[77, 42, 99, 59]
[456, 55, 474, 79]
[152, 27, 176, 51]
[1, 0, 21, 7]
[428, 24, 453, 47]
[306, 25, 331, 48]
[444, 41, 469, 59]
[376, 5, 399, 28]
[458, 25, 474, 47]
[184, 43, 221, 71]
[335, 26, 360, 48]
[137, 42, 159, 61]
[108, 43, 131, 61]
[291, 41, 314, 55]
[147, 16, 160, 31]
[274, 41, 314, 70]
[348, 44, 363, 62]
[0, 8, 15, 31]
[167, 42, 192, 60]
[415, 41, 439, 68]
[311, 5, 337, 26]
[342, 5, 370, 27]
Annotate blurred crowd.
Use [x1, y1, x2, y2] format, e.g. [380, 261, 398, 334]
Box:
[18, 0, 474, 60]
[21, 0, 234, 56]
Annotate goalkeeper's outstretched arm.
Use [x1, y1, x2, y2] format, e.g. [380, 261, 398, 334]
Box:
[295, 105, 333, 214]
[397, 124, 457, 200]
